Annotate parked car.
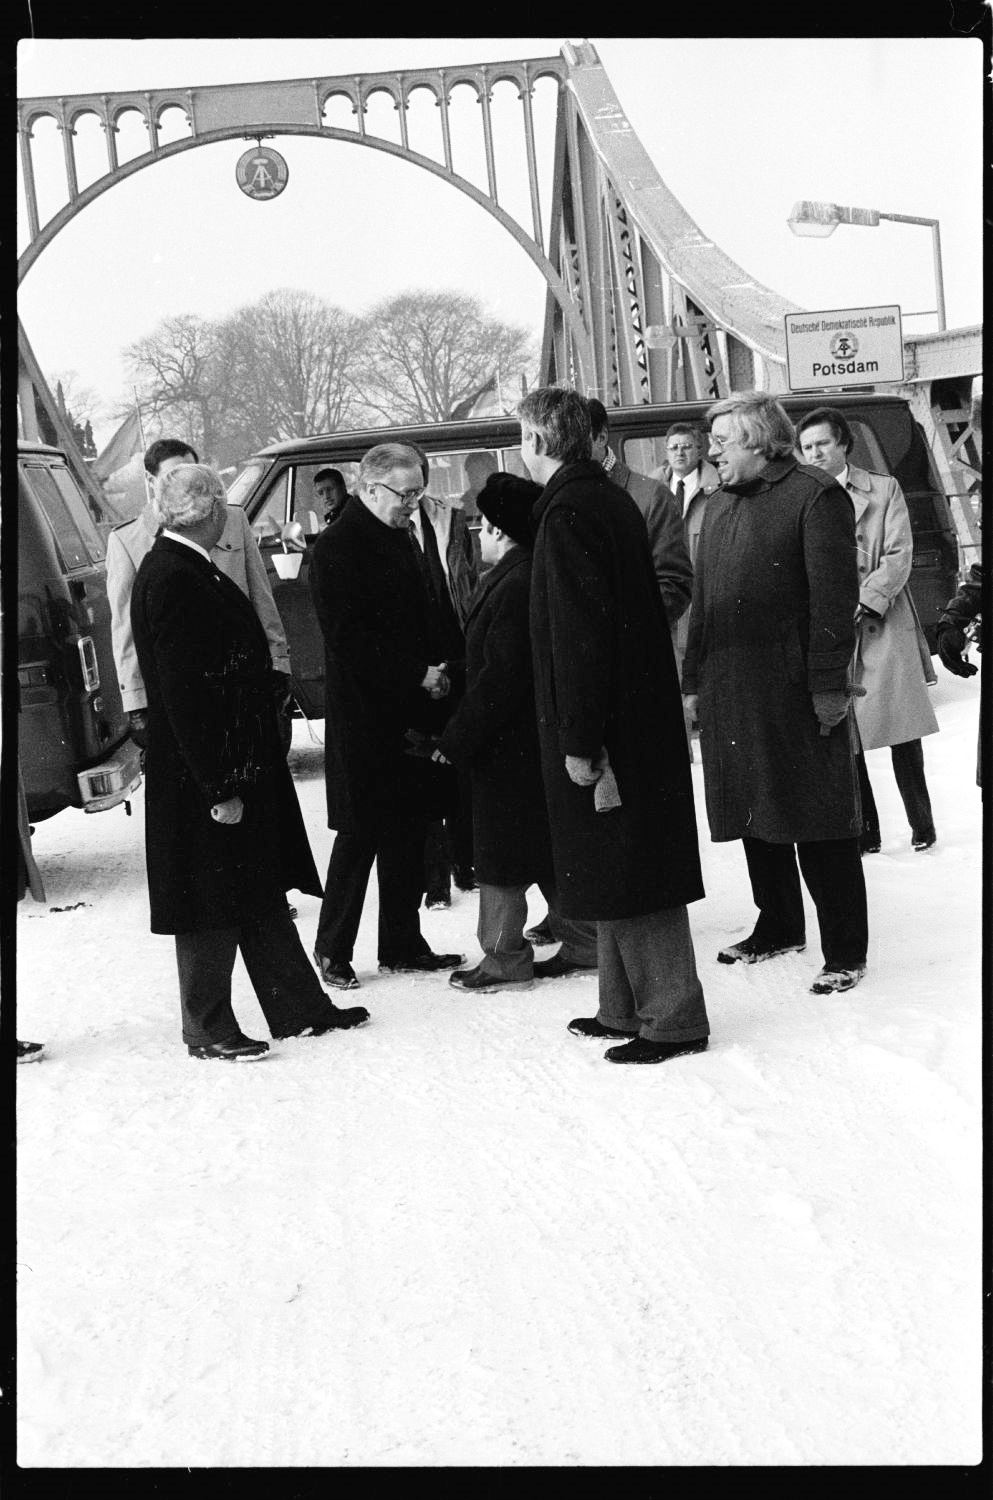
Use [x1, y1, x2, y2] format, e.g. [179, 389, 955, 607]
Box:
[226, 395, 959, 716]
[16, 440, 142, 820]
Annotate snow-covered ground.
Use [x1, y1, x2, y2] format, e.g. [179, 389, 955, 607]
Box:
[16, 671, 983, 1467]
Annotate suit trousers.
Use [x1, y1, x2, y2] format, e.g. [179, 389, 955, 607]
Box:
[596, 905, 709, 1043]
[742, 835, 868, 970]
[856, 741, 935, 843]
[472, 879, 598, 978]
[316, 806, 429, 966]
[175, 907, 332, 1046]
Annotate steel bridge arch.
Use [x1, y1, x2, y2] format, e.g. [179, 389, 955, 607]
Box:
[17, 118, 593, 383]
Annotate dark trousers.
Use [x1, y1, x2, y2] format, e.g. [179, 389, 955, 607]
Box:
[597, 905, 709, 1043]
[424, 768, 474, 898]
[316, 810, 428, 967]
[175, 907, 331, 1046]
[856, 741, 935, 843]
[742, 835, 868, 970]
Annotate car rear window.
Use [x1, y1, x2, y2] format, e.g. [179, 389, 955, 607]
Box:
[22, 463, 105, 569]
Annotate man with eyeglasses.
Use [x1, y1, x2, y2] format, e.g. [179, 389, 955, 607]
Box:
[681, 392, 868, 996]
[308, 443, 463, 989]
[659, 423, 721, 757]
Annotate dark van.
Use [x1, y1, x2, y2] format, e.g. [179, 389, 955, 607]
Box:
[226, 394, 958, 716]
[16, 440, 142, 820]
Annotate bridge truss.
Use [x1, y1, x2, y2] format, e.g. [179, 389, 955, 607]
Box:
[16, 40, 980, 552]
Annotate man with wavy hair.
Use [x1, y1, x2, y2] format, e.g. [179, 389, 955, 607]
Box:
[682, 391, 868, 994]
[519, 387, 709, 1066]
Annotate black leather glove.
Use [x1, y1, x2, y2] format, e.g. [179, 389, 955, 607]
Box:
[128, 709, 149, 749]
[936, 624, 978, 678]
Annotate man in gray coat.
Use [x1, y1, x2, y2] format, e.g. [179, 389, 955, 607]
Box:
[520, 388, 709, 1066]
[682, 392, 868, 994]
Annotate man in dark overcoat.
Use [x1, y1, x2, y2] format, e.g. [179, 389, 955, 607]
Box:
[519, 388, 710, 1066]
[130, 464, 368, 1061]
[681, 391, 868, 994]
[308, 443, 463, 988]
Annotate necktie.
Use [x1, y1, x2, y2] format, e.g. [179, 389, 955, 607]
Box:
[675, 479, 685, 512]
[410, 509, 462, 657]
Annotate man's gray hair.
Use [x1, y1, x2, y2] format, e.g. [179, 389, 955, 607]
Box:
[706, 391, 796, 460]
[153, 463, 226, 529]
[358, 443, 423, 489]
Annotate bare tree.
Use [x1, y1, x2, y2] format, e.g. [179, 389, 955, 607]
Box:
[217, 289, 364, 446]
[351, 290, 538, 425]
[123, 314, 229, 463]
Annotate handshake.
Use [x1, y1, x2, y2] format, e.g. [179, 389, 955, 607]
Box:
[421, 662, 451, 700]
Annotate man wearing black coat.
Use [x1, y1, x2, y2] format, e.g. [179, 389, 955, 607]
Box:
[519, 388, 710, 1066]
[308, 443, 463, 989]
[131, 464, 368, 1060]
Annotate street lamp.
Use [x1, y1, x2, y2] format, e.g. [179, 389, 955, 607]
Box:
[787, 199, 946, 331]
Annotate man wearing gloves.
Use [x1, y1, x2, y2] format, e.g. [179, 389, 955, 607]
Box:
[682, 392, 867, 995]
[519, 388, 710, 1065]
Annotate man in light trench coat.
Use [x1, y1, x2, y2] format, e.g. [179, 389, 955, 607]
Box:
[797, 406, 939, 852]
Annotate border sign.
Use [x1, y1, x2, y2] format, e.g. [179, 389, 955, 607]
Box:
[785, 305, 904, 390]
[236, 146, 289, 201]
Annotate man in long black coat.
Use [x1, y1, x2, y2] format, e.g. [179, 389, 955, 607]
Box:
[131, 463, 368, 1061]
[308, 443, 463, 988]
[681, 391, 867, 995]
[519, 388, 710, 1066]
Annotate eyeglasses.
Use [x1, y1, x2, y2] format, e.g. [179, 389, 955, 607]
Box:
[708, 434, 740, 454]
[375, 481, 425, 504]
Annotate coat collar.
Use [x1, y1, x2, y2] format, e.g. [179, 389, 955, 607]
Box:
[154, 533, 217, 570]
[465, 545, 529, 625]
[842, 464, 873, 522]
[532, 459, 606, 523]
[721, 454, 797, 497]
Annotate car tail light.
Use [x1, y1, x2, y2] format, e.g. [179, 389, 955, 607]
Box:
[77, 635, 100, 691]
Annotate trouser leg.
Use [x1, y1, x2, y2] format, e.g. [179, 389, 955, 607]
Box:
[795, 837, 868, 970]
[423, 820, 451, 901]
[539, 879, 598, 966]
[597, 906, 709, 1043]
[376, 812, 429, 965]
[446, 767, 475, 878]
[855, 749, 881, 844]
[741, 837, 806, 945]
[175, 927, 240, 1046]
[315, 828, 377, 963]
[238, 907, 332, 1035]
[476, 884, 533, 979]
[890, 739, 934, 838]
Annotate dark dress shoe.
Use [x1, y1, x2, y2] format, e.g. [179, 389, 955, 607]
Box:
[523, 917, 555, 945]
[533, 952, 596, 980]
[379, 951, 464, 973]
[188, 1035, 269, 1061]
[567, 1016, 633, 1039]
[717, 935, 805, 964]
[911, 830, 937, 851]
[452, 866, 476, 892]
[449, 965, 533, 993]
[17, 1040, 45, 1063]
[313, 953, 360, 989]
[425, 890, 451, 910]
[274, 1005, 370, 1037]
[859, 837, 881, 854]
[604, 1035, 709, 1065]
[286, 903, 299, 920]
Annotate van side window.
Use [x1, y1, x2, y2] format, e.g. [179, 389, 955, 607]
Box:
[22, 464, 95, 570]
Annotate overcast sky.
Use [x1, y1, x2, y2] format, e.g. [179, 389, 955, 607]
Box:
[16, 36, 983, 446]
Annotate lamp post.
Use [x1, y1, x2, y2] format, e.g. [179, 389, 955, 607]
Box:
[787, 200, 946, 331]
